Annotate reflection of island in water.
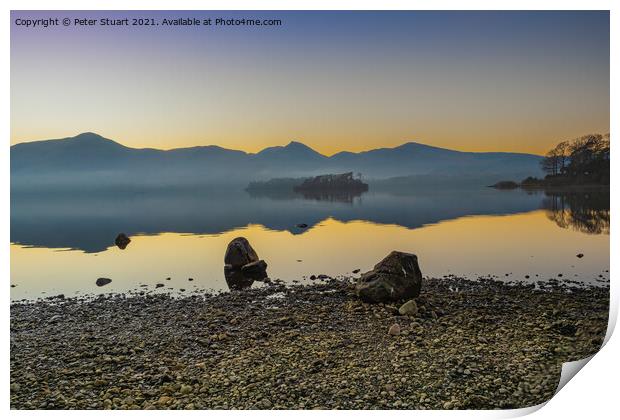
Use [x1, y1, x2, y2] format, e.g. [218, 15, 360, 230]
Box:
[299, 190, 364, 203]
[247, 188, 365, 204]
[10, 185, 608, 253]
[542, 190, 609, 235]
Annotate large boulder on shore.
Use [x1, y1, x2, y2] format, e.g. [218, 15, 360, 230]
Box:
[224, 237, 268, 290]
[225, 237, 259, 268]
[355, 251, 422, 303]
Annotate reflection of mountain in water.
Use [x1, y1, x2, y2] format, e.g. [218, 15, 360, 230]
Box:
[11, 185, 601, 253]
[542, 190, 609, 235]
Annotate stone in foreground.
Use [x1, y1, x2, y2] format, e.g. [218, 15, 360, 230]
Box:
[388, 323, 401, 336]
[225, 237, 259, 267]
[224, 237, 268, 290]
[356, 251, 422, 303]
[399, 299, 418, 316]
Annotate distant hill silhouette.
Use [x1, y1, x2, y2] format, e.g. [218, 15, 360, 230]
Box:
[11, 132, 543, 188]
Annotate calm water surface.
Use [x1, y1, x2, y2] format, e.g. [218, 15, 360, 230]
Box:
[10, 187, 609, 300]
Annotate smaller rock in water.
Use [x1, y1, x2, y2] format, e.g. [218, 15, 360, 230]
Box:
[398, 300, 418, 316]
[155, 283, 164, 288]
[576, 253, 584, 258]
[296, 223, 309, 229]
[188, 278, 194, 281]
[388, 323, 401, 336]
[96, 278, 112, 287]
[114, 233, 131, 250]
[352, 269, 360, 274]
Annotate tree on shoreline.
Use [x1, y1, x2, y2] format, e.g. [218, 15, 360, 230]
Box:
[540, 133, 609, 184]
[541, 141, 570, 176]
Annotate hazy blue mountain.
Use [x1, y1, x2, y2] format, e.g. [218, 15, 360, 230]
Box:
[328, 142, 542, 179]
[253, 141, 326, 162]
[249, 141, 329, 178]
[11, 132, 543, 188]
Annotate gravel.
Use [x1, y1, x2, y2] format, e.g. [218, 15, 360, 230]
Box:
[10, 277, 608, 409]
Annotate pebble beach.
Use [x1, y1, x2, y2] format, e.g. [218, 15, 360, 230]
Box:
[10, 277, 608, 410]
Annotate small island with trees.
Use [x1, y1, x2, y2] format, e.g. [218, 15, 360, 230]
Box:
[247, 172, 368, 193]
[491, 133, 609, 189]
[294, 172, 369, 193]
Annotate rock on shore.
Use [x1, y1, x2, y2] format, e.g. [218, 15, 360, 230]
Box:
[223, 237, 268, 290]
[356, 251, 423, 303]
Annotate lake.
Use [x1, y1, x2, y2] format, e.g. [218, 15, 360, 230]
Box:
[10, 186, 609, 301]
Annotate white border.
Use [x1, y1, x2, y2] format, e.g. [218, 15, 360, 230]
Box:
[3, 1, 617, 420]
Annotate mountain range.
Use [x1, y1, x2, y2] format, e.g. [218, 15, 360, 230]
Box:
[10, 132, 544, 188]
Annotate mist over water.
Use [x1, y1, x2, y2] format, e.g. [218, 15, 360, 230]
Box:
[10, 186, 609, 300]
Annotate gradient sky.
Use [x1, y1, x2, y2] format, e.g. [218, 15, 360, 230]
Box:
[11, 11, 609, 155]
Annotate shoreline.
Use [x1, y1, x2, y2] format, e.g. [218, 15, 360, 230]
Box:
[490, 182, 610, 192]
[10, 277, 609, 410]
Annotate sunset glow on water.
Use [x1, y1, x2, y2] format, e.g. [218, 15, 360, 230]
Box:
[11, 209, 609, 301]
